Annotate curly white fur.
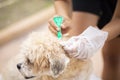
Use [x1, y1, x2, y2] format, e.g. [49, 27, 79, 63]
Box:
[1, 31, 94, 80]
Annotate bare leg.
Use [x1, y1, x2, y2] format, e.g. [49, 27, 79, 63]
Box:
[69, 12, 99, 36]
[102, 37, 120, 80]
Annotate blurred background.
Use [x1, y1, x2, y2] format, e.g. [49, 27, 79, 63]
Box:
[0, 0, 52, 29]
[0, 0, 103, 79]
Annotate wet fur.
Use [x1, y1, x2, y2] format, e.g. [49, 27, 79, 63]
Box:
[1, 32, 92, 80]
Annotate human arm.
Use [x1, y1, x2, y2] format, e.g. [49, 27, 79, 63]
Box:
[102, 0, 120, 41]
[60, 1, 120, 59]
[48, 0, 72, 34]
[54, 0, 72, 18]
[49, 0, 120, 60]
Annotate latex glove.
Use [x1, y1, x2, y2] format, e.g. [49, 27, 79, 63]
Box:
[61, 26, 108, 59]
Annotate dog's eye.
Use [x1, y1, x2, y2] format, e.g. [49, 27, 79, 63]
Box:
[27, 58, 33, 65]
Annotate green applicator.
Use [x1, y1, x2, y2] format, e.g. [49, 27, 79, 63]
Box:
[53, 16, 64, 39]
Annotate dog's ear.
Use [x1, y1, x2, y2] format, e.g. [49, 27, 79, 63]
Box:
[48, 54, 70, 77]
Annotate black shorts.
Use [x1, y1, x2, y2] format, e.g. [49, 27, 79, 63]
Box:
[72, 0, 117, 29]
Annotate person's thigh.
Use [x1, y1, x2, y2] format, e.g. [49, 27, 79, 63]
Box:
[102, 37, 120, 80]
[69, 12, 99, 36]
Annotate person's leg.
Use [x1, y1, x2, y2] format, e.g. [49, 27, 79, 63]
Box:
[69, 12, 99, 36]
[70, 11, 120, 80]
[102, 37, 120, 80]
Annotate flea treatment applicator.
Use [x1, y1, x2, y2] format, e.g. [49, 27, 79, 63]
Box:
[53, 16, 63, 39]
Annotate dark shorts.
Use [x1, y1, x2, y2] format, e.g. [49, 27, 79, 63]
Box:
[72, 0, 117, 29]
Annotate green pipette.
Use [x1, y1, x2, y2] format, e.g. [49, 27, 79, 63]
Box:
[53, 16, 63, 39]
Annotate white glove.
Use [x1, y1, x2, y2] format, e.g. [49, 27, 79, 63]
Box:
[61, 26, 108, 59]
[90, 74, 101, 80]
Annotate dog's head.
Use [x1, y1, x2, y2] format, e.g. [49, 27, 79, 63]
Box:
[17, 32, 70, 79]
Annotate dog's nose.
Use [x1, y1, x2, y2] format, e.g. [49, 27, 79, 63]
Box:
[17, 63, 22, 70]
[25, 76, 35, 79]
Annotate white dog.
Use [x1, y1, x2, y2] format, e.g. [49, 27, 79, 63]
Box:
[2, 32, 93, 80]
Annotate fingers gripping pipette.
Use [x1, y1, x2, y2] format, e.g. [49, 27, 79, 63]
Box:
[53, 16, 63, 39]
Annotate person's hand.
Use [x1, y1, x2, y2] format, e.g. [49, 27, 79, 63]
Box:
[48, 15, 71, 35]
[60, 26, 108, 59]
